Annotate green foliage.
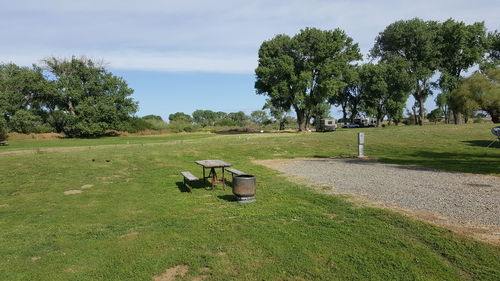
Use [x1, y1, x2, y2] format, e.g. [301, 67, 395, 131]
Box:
[0, 117, 7, 142]
[227, 111, 249, 127]
[250, 110, 270, 126]
[168, 112, 192, 123]
[255, 27, 362, 131]
[481, 31, 500, 70]
[192, 109, 217, 127]
[427, 108, 444, 123]
[454, 67, 500, 123]
[142, 114, 163, 122]
[329, 64, 362, 122]
[359, 59, 413, 126]
[0, 63, 54, 129]
[166, 120, 199, 133]
[44, 57, 138, 137]
[437, 19, 487, 92]
[123, 117, 156, 133]
[9, 110, 47, 134]
[372, 18, 441, 126]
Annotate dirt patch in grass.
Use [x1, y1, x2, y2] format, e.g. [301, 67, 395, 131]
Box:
[120, 232, 140, 239]
[152, 265, 189, 281]
[64, 190, 83, 195]
[81, 184, 93, 189]
[192, 275, 208, 281]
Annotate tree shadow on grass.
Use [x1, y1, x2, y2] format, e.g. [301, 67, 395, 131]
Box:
[378, 150, 500, 175]
[462, 140, 500, 148]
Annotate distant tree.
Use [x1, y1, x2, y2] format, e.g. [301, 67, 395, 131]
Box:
[427, 108, 443, 123]
[453, 67, 499, 123]
[44, 57, 137, 137]
[168, 112, 192, 123]
[143, 114, 164, 122]
[263, 100, 290, 130]
[228, 111, 249, 127]
[250, 110, 270, 126]
[192, 110, 217, 127]
[255, 27, 362, 131]
[372, 18, 441, 126]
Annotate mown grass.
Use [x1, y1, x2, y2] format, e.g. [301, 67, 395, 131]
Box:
[0, 123, 499, 280]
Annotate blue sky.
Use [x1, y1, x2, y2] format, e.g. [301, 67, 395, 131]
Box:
[1, 0, 499, 120]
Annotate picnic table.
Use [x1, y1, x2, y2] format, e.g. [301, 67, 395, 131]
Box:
[195, 160, 232, 189]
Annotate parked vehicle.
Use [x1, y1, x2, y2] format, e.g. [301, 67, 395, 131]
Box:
[354, 117, 377, 127]
[342, 123, 360, 128]
[316, 118, 337, 132]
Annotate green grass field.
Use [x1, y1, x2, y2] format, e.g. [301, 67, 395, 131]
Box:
[0, 124, 499, 280]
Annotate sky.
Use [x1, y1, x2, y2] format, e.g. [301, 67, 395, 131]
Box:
[1, 0, 499, 120]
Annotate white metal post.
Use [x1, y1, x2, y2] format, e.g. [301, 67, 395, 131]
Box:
[358, 132, 365, 158]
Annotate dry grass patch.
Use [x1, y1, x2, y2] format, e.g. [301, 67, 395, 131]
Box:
[152, 265, 189, 281]
[64, 190, 83, 195]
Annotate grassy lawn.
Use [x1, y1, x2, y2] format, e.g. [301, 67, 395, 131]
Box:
[0, 124, 499, 280]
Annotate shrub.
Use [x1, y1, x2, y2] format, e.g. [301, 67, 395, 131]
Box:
[123, 117, 156, 133]
[167, 121, 199, 133]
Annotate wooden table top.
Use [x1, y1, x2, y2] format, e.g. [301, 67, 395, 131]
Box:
[195, 160, 232, 168]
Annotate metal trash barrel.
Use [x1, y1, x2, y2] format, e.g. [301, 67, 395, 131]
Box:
[232, 174, 256, 203]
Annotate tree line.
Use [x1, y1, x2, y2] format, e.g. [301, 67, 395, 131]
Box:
[255, 18, 500, 131]
[142, 109, 296, 132]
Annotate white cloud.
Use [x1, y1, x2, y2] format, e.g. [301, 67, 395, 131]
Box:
[1, 0, 499, 73]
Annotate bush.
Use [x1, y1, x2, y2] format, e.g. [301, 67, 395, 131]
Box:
[123, 117, 156, 133]
[167, 121, 199, 133]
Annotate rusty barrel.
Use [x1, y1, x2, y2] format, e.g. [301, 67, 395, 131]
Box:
[232, 174, 256, 203]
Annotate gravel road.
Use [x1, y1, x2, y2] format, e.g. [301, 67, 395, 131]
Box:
[259, 158, 500, 233]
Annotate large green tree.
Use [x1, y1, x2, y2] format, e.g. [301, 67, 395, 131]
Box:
[255, 28, 362, 131]
[437, 19, 487, 123]
[372, 18, 440, 126]
[359, 59, 413, 126]
[44, 57, 137, 137]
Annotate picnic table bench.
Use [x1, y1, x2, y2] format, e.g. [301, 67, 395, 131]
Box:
[226, 167, 246, 177]
[181, 171, 199, 192]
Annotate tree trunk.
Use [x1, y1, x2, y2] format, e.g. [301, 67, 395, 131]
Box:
[296, 109, 308, 132]
[67, 100, 76, 116]
[417, 96, 425, 126]
[453, 111, 462, 124]
[279, 120, 285, 131]
[342, 105, 347, 124]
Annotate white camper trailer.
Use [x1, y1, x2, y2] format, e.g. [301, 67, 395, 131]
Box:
[316, 118, 337, 132]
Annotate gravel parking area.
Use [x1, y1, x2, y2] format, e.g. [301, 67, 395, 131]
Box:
[257, 158, 500, 244]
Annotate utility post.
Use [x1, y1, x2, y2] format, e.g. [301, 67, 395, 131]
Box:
[358, 132, 365, 158]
